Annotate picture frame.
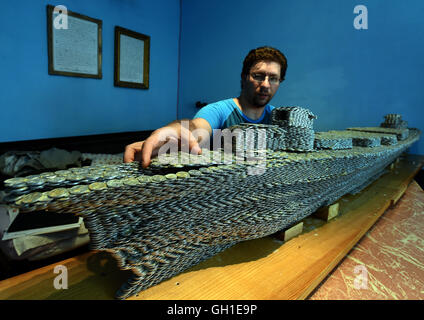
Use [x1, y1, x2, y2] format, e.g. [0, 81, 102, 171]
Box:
[47, 4, 102, 79]
[114, 26, 150, 89]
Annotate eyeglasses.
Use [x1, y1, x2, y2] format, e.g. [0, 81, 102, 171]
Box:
[250, 73, 281, 85]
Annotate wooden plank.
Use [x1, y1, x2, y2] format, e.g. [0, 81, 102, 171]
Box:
[391, 183, 408, 206]
[0, 251, 133, 300]
[0, 154, 423, 300]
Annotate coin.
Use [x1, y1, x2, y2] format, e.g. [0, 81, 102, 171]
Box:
[107, 179, 124, 188]
[102, 171, 120, 179]
[85, 171, 102, 181]
[26, 176, 45, 187]
[123, 177, 141, 186]
[47, 188, 70, 199]
[151, 175, 166, 182]
[67, 173, 85, 182]
[176, 172, 190, 179]
[89, 182, 108, 191]
[54, 170, 69, 176]
[199, 167, 212, 173]
[45, 175, 66, 184]
[39, 172, 56, 178]
[69, 185, 91, 195]
[20, 192, 44, 204]
[187, 170, 202, 176]
[4, 177, 28, 188]
[137, 176, 152, 183]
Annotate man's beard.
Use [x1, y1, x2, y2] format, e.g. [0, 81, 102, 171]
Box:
[252, 94, 271, 108]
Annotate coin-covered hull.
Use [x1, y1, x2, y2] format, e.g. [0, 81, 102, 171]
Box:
[0, 109, 421, 299]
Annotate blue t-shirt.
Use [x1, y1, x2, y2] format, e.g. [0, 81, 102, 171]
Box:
[193, 98, 275, 131]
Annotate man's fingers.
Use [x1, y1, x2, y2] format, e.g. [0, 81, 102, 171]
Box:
[141, 138, 155, 168]
[180, 126, 202, 155]
[126, 122, 208, 167]
[189, 140, 202, 155]
[134, 148, 143, 162]
[123, 141, 144, 163]
[123, 149, 134, 163]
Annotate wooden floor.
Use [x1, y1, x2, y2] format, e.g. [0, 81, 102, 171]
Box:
[0, 154, 423, 300]
[309, 180, 424, 299]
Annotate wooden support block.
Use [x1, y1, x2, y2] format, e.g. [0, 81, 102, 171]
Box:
[274, 222, 303, 242]
[314, 202, 340, 221]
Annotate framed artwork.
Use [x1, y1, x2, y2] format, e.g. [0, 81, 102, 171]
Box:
[114, 26, 150, 89]
[47, 4, 102, 78]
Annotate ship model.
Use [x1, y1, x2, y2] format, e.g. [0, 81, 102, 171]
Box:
[0, 108, 420, 299]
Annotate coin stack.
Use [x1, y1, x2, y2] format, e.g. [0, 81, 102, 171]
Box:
[314, 132, 353, 150]
[228, 107, 317, 153]
[270, 107, 316, 151]
[328, 130, 382, 148]
[348, 126, 409, 141]
[270, 106, 317, 129]
[380, 114, 408, 129]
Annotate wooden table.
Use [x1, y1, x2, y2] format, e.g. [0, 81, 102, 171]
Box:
[0, 154, 423, 300]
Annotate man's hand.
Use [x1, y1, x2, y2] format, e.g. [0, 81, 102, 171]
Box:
[140, 125, 202, 168]
[123, 141, 144, 163]
[123, 118, 212, 168]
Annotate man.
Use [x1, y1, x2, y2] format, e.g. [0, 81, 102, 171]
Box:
[124, 46, 287, 167]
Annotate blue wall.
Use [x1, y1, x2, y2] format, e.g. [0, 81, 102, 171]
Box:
[1, 0, 423, 155]
[0, 0, 180, 142]
[178, 0, 424, 154]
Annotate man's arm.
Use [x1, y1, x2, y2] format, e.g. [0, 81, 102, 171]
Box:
[123, 118, 212, 168]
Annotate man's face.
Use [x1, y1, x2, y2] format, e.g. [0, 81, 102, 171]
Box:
[241, 61, 281, 108]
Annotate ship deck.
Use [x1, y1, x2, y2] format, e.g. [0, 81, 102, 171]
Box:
[0, 153, 423, 300]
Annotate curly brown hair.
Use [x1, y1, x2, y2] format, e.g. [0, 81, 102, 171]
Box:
[241, 46, 288, 87]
